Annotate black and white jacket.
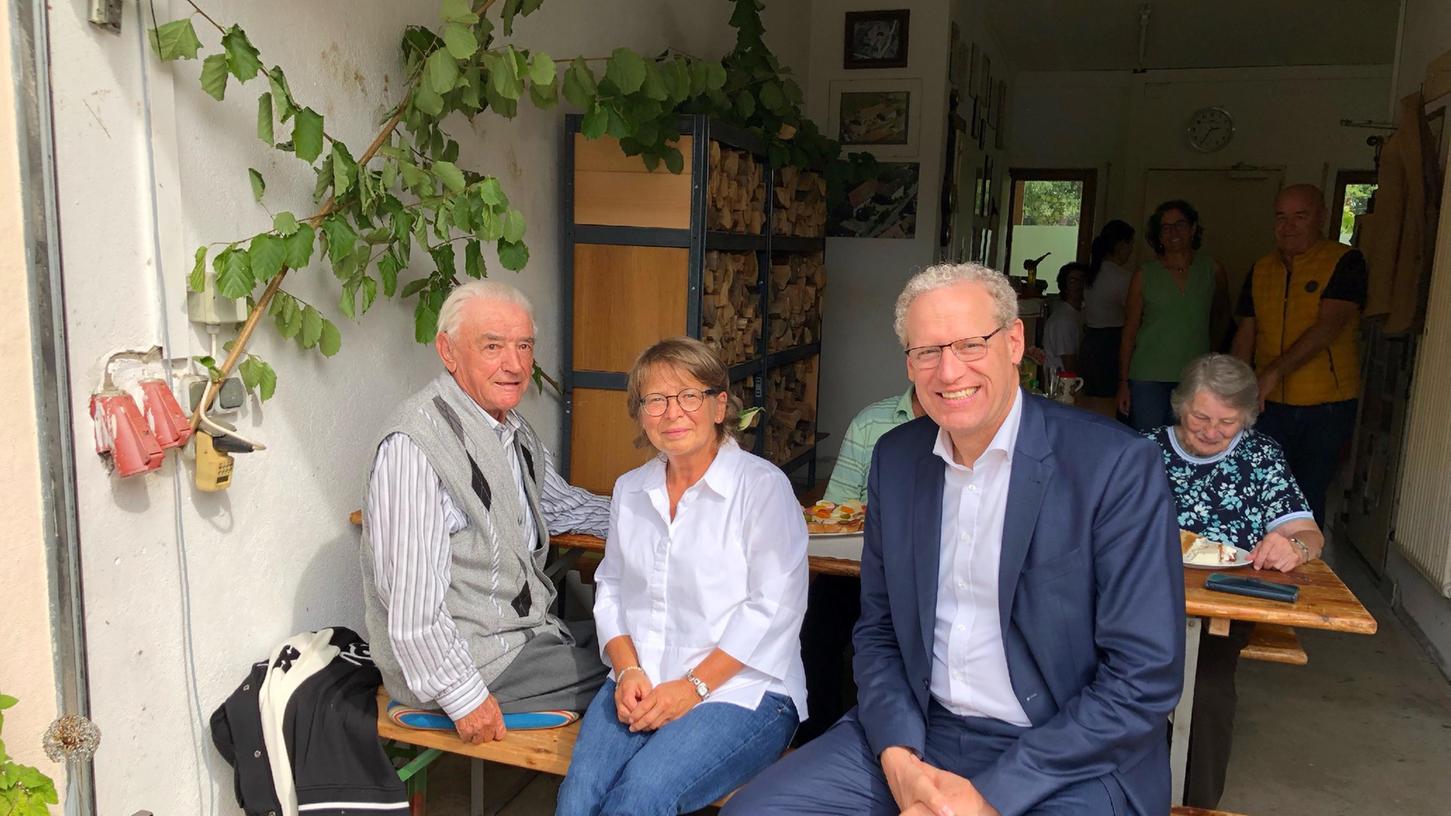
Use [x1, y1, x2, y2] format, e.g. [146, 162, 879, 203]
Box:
[211, 627, 407, 816]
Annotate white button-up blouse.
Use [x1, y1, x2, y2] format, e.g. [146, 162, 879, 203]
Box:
[593, 439, 809, 719]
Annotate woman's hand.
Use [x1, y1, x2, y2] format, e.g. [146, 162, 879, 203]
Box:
[613, 669, 653, 724]
[1116, 381, 1131, 416]
[626, 679, 700, 733]
[1251, 529, 1308, 572]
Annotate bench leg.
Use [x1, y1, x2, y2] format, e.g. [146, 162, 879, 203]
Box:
[409, 764, 427, 816]
[1170, 617, 1202, 806]
[471, 758, 485, 816]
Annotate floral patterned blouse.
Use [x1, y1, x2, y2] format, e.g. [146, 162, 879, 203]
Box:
[1147, 426, 1312, 551]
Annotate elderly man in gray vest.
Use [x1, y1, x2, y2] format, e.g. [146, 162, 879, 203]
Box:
[361, 280, 610, 744]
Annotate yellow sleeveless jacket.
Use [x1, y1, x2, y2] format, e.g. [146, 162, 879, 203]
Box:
[1250, 240, 1360, 405]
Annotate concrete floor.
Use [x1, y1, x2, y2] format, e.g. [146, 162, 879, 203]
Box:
[422, 542, 1451, 816]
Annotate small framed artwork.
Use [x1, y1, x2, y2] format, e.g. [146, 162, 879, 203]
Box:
[979, 53, 992, 102]
[968, 42, 981, 99]
[994, 80, 1008, 149]
[829, 79, 922, 157]
[969, 95, 981, 139]
[843, 10, 910, 69]
[828, 161, 920, 239]
[989, 79, 1006, 129]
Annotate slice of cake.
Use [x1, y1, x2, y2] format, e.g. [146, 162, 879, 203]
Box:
[1183, 535, 1235, 566]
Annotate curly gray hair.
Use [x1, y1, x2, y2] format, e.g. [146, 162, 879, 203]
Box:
[1171, 354, 1261, 426]
[893, 263, 1018, 348]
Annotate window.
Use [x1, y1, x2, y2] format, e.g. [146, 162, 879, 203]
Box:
[1004, 169, 1096, 294]
[1331, 170, 1377, 245]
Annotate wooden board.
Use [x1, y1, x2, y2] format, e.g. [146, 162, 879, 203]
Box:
[572, 244, 688, 372]
[378, 690, 579, 776]
[574, 134, 693, 229]
[1184, 560, 1378, 635]
[1242, 623, 1308, 666]
[569, 389, 654, 496]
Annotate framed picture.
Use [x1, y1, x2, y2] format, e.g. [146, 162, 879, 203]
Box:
[990, 79, 1006, 129]
[843, 10, 910, 69]
[995, 80, 1008, 149]
[969, 95, 981, 139]
[828, 161, 919, 238]
[829, 79, 921, 157]
[979, 53, 992, 102]
[968, 42, 981, 99]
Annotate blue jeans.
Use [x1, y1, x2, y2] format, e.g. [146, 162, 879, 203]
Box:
[555, 680, 798, 816]
[1128, 379, 1177, 433]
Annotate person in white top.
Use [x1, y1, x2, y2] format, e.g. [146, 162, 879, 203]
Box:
[556, 337, 808, 816]
[1041, 263, 1087, 375]
[1079, 220, 1137, 417]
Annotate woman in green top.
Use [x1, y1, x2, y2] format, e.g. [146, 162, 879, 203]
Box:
[1117, 199, 1229, 431]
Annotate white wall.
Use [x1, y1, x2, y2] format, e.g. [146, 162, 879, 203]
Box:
[1010, 65, 1392, 246]
[48, 1, 803, 812]
[0, 0, 62, 795]
[1394, 0, 1451, 101]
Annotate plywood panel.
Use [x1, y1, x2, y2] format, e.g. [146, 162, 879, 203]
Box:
[574, 134, 694, 228]
[570, 388, 654, 495]
[573, 244, 689, 372]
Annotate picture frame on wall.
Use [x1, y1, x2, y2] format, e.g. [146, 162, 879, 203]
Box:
[828, 161, 920, 238]
[979, 53, 992, 102]
[968, 42, 981, 99]
[843, 9, 910, 69]
[969, 95, 981, 139]
[995, 80, 1008, 149]
[989, 79, 1006, 129]
[829, 78, 922, 157]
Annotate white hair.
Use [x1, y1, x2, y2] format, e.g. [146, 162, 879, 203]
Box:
[437, 279, 535, 338]
[1171, 354, 1261, 426]
[893, 263, 1018, 347]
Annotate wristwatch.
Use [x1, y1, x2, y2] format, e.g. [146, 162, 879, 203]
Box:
[1288, 535, 1311, 562]
[684, 669, 710, 701]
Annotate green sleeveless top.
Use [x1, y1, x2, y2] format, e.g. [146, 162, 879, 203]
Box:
[1129, 254, 1216, 382]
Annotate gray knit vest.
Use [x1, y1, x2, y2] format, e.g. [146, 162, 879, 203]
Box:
[360, 374, 563, 708]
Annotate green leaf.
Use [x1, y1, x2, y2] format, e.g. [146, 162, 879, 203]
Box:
[268, 67, 298, 121]
[214, 247, 254, 298]
[705, 61, 727, 90]
[322, 215, 357, 266]
[734, 91, 755, 119]
[313, 152, 334, 200]
[339, 277, 358, 319]
[427, 48, 460, 95]
[360, 275, 378, 313]
[149, 19, 202, 61]
[188, 246, 207, 292]
[474, 206, 502, 241]
[429, 244, 457, 279]
[256, 92, 274, 145]
[663, 146, 684, 174]
[248, 233, 286, 282]
[413, 82, 445, 117]
[221, 25, 263, 81]
[401, 278, 430, 299]
[293, 107, 324, 163]
[200, 54, 230, 101]
[273, 211, 299, 235]
[502, 208, 526, 243]
[442, 22, 478, 59]
[528, 76, 557, 108]
[605, 48, 647, 95]
[0, 694, 18, 710]
[378, 254, 401, 296]
[498, 239, 529, 271]
[580, 102, 608, 138]
[248, 168, 266, 202]
[300, 305, 323, 349]
[528, 52, 556, 86]
[285, 224, 316, 268]
[331, 142, 357, 196]
[433, 160, 467, 194]
[488, 49, 523, 101]
[562, 58, 596, 108]
[500, 0, 523, 35]
[414, 296, 440, 343]
[464, 240, 484, 278]
[255, 357, 277, 400]
[476, 176, 507, 207]
[640, 61, 668, 101]
[239, 356, 261, 391]
[441, 0, 479, 24]
[759, 80, 785, 112]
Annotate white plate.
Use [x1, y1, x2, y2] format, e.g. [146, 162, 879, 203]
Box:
[808, 527, 864, 538]
[1183, 545, 1254, 569]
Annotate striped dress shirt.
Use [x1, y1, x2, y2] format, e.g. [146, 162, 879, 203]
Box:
[366, 404, 609, 721]
[822, 386, 917, 504]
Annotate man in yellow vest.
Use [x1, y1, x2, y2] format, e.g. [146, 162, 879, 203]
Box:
[1231, 184, 1365, 526]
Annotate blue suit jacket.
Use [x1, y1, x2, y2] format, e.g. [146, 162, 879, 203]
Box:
[852, 392, 1185, 816]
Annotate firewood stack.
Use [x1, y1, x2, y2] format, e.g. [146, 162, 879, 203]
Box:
[772, 168, 827, 237]
[707, 141, 766, 234]
[768, 252, 826, 353]
[701, 250, 761, 365]
[731, 376, 758, 452]
[765, 357, 818, 466]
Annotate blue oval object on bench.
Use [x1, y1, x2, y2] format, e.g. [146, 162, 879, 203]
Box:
[386, 699, 580, 732]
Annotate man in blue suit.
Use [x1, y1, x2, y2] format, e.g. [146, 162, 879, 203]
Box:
[726, 264, 1185, 815]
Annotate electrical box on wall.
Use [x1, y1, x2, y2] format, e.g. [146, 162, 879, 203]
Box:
[187, 273, 248, 325]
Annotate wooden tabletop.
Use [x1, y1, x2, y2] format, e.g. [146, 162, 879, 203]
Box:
[1184, 559, 1377, 635]
[551, 534, 864, 577]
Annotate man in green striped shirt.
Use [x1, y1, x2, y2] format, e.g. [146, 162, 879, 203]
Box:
[822, 385, 923, 504]
[799, 384, 922, 745]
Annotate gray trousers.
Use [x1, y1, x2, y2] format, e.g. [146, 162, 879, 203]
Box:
[490, 618, 608, 713]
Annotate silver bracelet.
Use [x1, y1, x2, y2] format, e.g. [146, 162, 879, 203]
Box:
[617, 665, 645, 680]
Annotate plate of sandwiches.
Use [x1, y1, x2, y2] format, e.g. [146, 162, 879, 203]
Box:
[803, 500, 865, 536]
[1180, 529, 1253, 569]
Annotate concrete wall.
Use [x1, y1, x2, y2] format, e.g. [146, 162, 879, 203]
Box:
[1010, 65, 1392, 243]
[0, 0, 62, 793]
[47, 1, 806, 812]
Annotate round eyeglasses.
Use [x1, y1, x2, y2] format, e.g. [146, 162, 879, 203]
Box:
[639, 388, 720, 417]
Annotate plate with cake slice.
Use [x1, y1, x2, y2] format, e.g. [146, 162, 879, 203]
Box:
[1180, 529, 1253, 569]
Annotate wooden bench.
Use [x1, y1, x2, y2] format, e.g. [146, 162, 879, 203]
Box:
[1241, 623, 1308, 666]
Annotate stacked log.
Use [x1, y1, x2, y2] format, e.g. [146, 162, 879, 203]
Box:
[765, 356, 818, 466]
[701, 250, 761, 365]
[772, 167, 827, 237]
[731, 376, 758, 453]
[707, 141, 766, 234]
[768, 252, 825, 353]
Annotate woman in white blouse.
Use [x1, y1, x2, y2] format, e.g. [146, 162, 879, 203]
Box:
[556, 337, 809, 816]
[1079, 219, 1136, 418]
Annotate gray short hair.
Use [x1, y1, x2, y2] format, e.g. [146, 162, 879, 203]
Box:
[1171, 354, 1261, 426]
[893, 263, 1018, 347]
[437, 279, 536, 338]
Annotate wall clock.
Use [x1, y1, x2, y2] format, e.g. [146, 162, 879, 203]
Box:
[1186, 106, 1235, 153]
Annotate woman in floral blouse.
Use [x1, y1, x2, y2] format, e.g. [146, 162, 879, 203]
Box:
[1147, 353, 1324, 809]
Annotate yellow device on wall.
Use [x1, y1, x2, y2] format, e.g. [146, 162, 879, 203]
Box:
[194, 431, 233, 492]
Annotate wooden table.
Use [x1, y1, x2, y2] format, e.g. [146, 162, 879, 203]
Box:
[549, 533, 864, 577]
